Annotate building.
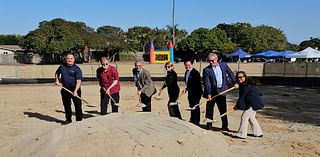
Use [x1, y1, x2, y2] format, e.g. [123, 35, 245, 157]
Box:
[0, 45, 40, 64]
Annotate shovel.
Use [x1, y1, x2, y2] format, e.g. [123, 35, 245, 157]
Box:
[137, 94, 146, 108]
[107, 93, 120, 107]
[186, 87, 235, 111]
[206, 108, 235, 123]
[61, 86, 90, 105]
[153, 89, 163, 100]
[103, 87, 120, 107]
[168, 91, 186, 106]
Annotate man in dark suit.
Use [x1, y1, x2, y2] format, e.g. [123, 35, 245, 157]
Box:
[132, 60, 156, 112]
[203, 53, 238, 131]
[184, 60, 203, 125]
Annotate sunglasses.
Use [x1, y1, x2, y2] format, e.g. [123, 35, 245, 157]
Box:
[208, 60, 215, 63]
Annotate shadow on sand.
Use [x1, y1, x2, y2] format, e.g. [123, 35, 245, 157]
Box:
[23, 111, 65, 124]
[231, 85, 320, 127]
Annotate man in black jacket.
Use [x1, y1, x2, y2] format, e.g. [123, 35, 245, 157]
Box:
[184, 60, 203, 125]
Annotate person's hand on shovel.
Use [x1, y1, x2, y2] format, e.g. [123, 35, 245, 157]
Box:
[137, 90, 142, 96]
[73, 90, 79, 97]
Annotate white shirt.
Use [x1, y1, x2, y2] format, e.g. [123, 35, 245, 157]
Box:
[185, 68, 192, 85]
[212, 65, 223, 88]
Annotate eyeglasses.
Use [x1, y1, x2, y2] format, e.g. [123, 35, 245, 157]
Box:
[237, 76, 245, 79]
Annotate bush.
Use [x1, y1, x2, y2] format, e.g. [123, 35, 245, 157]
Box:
[119, 51, 136, 61]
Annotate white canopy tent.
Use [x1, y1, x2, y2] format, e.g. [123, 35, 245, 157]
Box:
[286, 47, 320, 58]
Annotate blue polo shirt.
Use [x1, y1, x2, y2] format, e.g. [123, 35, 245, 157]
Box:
[56, 64, 83, 88]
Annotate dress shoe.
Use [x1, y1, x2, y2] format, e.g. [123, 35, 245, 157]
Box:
[206, 122, 213, 130]
[62, 120, 72, 125]
[221, 127, 230, 132]
[233, 135, 246, 139]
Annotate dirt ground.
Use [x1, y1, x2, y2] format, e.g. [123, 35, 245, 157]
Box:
[0, 82, 319, 156]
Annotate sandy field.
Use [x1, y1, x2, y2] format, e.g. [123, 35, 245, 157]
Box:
[0, 82, 319, 157]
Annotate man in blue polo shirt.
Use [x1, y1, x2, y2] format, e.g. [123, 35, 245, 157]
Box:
[55, 53, 83, 123]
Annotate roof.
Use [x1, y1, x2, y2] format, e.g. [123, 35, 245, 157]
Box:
[0, 45, 25, 51]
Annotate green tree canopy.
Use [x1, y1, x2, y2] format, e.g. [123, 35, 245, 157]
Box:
[24, 18, 84, 54]
[0, 34, 24, 45]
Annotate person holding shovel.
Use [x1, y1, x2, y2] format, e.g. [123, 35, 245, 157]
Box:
[203, 53, 237, 131]
[132, 60, 156, 112]
[54, 53, 83, 123]
[184, 59, 203, 125]
[234, 71, 264, 139]
[160, 62, 182, 119]
[96, 57, 120, 115]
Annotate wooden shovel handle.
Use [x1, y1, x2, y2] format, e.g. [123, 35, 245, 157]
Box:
[61, 86, 89, 104]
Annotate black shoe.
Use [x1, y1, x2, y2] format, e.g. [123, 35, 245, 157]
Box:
[206, 122, 213, 130]
[62, 120, 72, 125]
[233, 135, 246, 139]
[221, 127, 230, 132]
[254, 135, 263, 138]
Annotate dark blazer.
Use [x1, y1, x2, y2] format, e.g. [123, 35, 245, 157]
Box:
[236, 83, 264, 111]
[161, 70, 180, 95]
[132, 68, 156, 97]
[202, 62, 236, 98]
[184, 68, 203, 96]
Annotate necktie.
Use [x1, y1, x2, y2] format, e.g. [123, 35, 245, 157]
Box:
[136, 72, 142, 89]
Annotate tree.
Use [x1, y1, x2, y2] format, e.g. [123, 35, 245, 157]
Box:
[251, 25, 287, 52]
[299, 38, 320, 50]
[0, 34, 24, 45]
[217, 23, 288, 53]
[23, 18, 85, 63]
[177, 27, 236, 60]
[127, 26, 153, 52]
[97, 25, 127, 53]
[166, 24, 188, 46]
[152, 27, 171, 49]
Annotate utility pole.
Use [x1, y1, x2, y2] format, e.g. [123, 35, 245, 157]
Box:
[172, 0, 175, 46]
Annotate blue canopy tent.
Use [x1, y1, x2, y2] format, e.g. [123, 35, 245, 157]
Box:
[226, 48, 252, 58]
[279, 50, 296, 57]
[226, 48, 252, 71]
[253, 50, 295, 58]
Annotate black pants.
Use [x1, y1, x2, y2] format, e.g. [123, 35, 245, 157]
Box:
[140, 93, 152, 112]
[61, 88, 82, 121]
[188, 93, 201, 125]
[167, 88, 182, 119]
[100, 92, 120, 115]
[205, 95, 228, 129]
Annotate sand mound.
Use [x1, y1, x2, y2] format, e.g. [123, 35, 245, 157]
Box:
[11, 113, 229, 157]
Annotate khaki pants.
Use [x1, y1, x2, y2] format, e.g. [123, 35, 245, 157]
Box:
[236, 107, 263, 138]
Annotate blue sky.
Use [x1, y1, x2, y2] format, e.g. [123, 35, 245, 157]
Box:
[1, 0, 319, 44]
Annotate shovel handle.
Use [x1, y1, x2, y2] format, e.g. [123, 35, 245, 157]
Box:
[212, 108, 235, 122]
[211, 87, 236, 99]
[61, 86, 89, 104]
[187, 87, 236, 111]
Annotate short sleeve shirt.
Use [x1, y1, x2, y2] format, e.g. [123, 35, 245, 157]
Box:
[56, 64, 82, 88]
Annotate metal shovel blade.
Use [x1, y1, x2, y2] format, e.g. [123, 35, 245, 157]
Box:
[169, 102, 179, 106]
[185, 104, 200, 111]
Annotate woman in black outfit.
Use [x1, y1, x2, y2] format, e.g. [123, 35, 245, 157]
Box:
[160, 62, 182, 119]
